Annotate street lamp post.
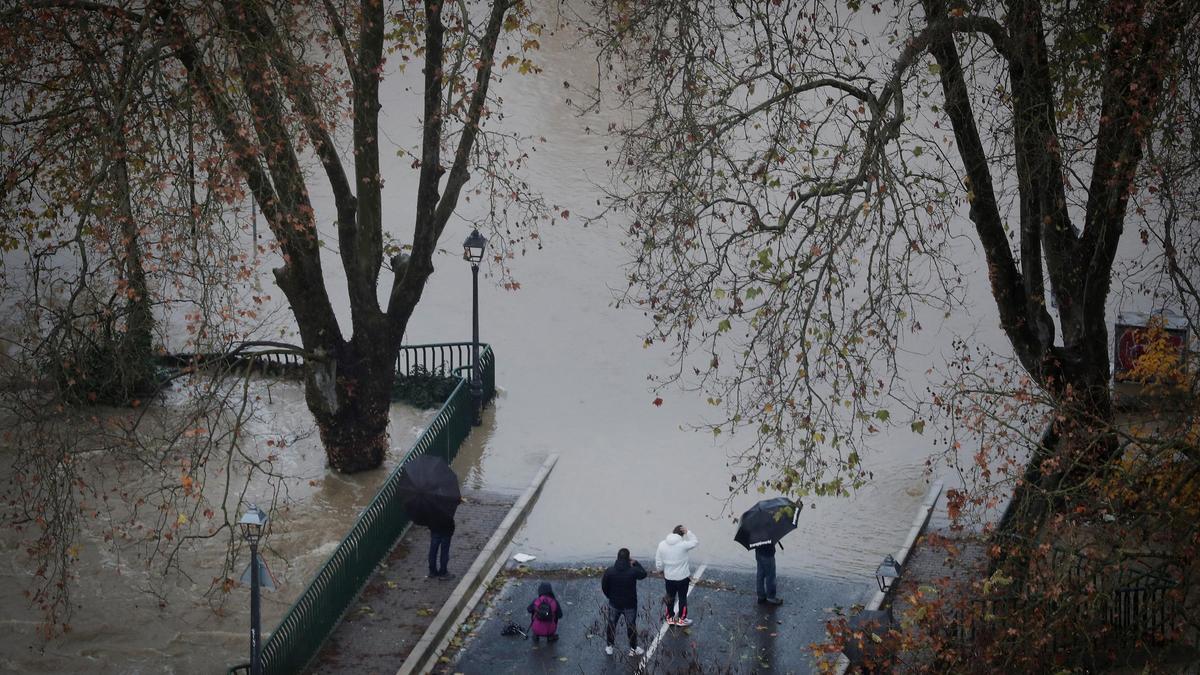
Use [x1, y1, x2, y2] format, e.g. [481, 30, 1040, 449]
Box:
[463, 229, 487, 426]
[239, 504, 269, 675]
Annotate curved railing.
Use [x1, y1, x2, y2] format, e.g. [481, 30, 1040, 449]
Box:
[229, 342, 494, 675]
[396, 341, 496, 401]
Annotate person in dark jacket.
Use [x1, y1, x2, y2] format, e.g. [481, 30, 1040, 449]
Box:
[600, 548, 647, 656]
[526, 581, 564, 644]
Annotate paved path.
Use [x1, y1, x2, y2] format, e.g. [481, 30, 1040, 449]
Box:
[306, 490, 516, 674]
[442, 566, 870, 674]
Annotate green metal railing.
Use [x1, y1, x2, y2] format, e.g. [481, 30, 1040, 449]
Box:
[230, 343, 494, 675]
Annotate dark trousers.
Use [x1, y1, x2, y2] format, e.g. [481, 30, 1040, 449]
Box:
[755, 551, 777, 600]
[664, 577, 689, 619]
[428, 530, 451, 575]
[605, 605, 638, 647]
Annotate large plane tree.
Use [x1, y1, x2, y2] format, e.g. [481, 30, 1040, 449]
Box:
[8, 0, 540, 473]
[588, 0, 1197, 516]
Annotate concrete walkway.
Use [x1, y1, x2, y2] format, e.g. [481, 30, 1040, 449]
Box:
[305, 490, 516, 674]
[440, 566, 870, 674]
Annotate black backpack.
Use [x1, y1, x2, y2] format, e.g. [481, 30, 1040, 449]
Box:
[534, 596, 554, 621]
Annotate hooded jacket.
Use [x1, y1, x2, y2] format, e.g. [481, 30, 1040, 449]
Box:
[601, 557, 648, 609]
[527, 581, 563, 637]
[655, 530, 699, 581]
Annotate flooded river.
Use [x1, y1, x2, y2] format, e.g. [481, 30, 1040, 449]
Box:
[0, 6, 1166, 673]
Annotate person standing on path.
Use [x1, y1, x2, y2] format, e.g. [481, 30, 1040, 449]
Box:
[427, 512, 455, 579]
[655, 525, 699, 626]
[601, 548, 648, 656]
[755, 541, 783, 605]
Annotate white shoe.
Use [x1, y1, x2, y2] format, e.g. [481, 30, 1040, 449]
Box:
[628, 646, 645, 656]
[604, 645, 614, 656]
[675, 617, 693, 627]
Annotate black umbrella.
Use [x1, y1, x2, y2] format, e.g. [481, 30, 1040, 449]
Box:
[734, 497, 802, 550]
[396, 455, 461, 529]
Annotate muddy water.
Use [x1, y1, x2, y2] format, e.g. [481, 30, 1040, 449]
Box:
[1, 7, 1170, 674]
[0, 380, 454, 673]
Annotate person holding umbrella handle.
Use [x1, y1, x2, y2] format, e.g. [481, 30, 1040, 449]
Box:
[734, 497, 802, 607]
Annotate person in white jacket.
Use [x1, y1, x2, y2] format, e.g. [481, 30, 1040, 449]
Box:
[655, 525, 699, 626]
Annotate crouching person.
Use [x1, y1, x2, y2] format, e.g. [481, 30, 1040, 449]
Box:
[527, 582, 563, 644]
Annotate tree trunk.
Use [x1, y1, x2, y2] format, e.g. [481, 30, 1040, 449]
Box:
[304, 339, 397, 473]
[112, 143, 157, 399]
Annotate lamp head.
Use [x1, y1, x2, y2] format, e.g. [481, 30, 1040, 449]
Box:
[875, 553, 901, 592]
[462, 228, 487, 265]
[239, 504, 268, 544]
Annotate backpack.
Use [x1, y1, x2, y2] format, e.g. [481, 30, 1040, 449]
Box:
[534, 596, 554, 622]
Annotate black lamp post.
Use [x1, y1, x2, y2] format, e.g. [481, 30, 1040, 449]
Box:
[239, 504, 269, 675]
[463, 228, 487, 425]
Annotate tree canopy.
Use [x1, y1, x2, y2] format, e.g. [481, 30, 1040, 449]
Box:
[587, 0, 1198, 499]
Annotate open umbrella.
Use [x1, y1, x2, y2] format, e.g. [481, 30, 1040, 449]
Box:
[734, 497, 802, 550]
[396, 455, 461, 529]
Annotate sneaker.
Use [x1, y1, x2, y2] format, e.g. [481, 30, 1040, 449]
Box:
[436, 572, 456, 580]
[675, 617, 693, 627]
[604, 645, 614, 656]
[766, 597, 783, 606]
[628, 646, 645, 656]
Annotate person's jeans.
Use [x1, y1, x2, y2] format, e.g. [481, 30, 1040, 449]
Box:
[756, 552, 777, 600]
[428, 530, 451, 575]
[605, 605, 638, 647]
[664, 577, 690, 619]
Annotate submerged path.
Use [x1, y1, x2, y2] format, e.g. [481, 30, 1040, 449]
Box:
[305, 489, 516, 674]
[440, 565, 871, 674]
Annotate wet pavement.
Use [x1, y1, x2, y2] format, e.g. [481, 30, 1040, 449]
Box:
[441, 566, 871, 674]
[306, 490, 516, 674]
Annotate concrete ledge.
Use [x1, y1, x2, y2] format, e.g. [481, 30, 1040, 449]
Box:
[864, 478, 944, 612]
[398, 454, 559, 675]
[834, 478, 944, 675]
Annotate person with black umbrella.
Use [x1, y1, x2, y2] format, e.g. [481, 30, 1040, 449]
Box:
[735, 497, 802, 606]
[397, 455, 463, 580]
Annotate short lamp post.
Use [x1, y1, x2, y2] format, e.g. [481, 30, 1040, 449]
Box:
[876, 553, 901, 593]
[463, 228, 487, 426]
[239, 504, 269, 675]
